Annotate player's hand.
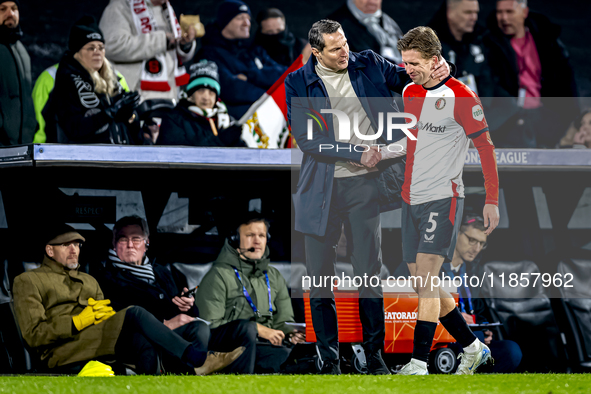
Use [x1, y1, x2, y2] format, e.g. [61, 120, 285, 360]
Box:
[461, 312, 475, 324]
[483, 204, 500, 235]
[257, 324, 285, 346]
[360, 146, 382, 168]
[430, 56, 451, 81]
[483, 330, 493, 345]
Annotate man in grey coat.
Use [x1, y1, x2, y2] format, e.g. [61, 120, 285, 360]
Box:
[0, 0, 36, 146]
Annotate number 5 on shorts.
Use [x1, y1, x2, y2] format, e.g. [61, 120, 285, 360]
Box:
[426, 212, 439, 233]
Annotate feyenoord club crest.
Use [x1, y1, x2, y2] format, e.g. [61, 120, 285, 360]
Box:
[435, 98, 446, 110]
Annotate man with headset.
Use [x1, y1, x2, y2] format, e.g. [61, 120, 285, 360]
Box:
[196, 212, 304, 374]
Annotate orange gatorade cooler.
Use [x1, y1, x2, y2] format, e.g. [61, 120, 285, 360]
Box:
[303, 279, 459, 373]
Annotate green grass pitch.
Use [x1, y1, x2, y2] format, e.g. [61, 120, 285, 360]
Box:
[0, 374, 589, 394]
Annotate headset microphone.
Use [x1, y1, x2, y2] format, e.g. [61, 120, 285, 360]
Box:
[240, 247, 255, 253]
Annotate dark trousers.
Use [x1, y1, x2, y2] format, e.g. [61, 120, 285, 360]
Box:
[162, 320, 210, 374]
[209, 319, 291, 374]
[304, 174, 384, 363]
[115, 306, 199, 374]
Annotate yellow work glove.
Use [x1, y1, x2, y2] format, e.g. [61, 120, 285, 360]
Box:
[94, 307, 116, 324]
[72, 306, 96, 331]
[88, 298, 112, 311]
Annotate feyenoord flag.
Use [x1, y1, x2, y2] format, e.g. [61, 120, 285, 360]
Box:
[239, 56, 303, 148]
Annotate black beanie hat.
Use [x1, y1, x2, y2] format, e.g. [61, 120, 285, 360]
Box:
[69, 15, 104, 53]
[216, 0, 251, 30]
[186, 60, 221, 98]
[0, 0, 20, 8]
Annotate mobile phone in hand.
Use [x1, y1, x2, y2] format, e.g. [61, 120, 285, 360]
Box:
[178, 287, 197, 298]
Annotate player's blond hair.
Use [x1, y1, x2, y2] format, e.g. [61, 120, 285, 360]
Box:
[397, 26, 442, 61]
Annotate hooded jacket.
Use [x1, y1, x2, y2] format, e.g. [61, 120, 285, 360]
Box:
[157, 99, 246, 147]
[195, 239, 295, 335]
[0, 24, 36, 146]
[197, 23, 287, 119]
[428, 0, 494, 97]
[42, 52, 137, 144]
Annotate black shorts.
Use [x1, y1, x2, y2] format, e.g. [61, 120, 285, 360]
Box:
[401, 197, 464, 263]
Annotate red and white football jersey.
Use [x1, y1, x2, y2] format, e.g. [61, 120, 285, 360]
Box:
[401, 77, 497, 205]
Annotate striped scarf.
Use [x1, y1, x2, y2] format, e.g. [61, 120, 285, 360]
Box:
[108, 249, 155, 284]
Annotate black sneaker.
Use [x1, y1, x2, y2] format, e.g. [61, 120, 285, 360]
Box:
[319, 359, 341, 375]
[366, 350, 391, 375]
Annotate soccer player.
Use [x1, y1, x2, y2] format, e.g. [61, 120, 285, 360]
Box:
[394, 26, 500, 375]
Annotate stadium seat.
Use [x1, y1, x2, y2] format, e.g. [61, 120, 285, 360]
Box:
[172, 262, 213, 290]
[554, 258, 591, 371]
[480, 260, 568, 372]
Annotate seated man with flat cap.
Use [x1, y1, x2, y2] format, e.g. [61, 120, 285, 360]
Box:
[13, 224, 244, 374]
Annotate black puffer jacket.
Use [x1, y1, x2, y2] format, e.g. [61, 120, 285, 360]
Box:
[0, 25, 36, 146]
[428, 0, 495, 97]
[157, 99, 246, 147]
[43, 52, 139, 144]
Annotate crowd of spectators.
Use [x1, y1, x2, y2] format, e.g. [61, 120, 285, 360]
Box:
[0, 0, 587, 149]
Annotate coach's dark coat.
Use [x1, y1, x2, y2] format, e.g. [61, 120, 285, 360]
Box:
[12, 256, 127, 368]
[285, 50, 411, 236]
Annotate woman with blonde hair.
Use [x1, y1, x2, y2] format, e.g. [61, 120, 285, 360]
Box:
[43, 16, 143, 144]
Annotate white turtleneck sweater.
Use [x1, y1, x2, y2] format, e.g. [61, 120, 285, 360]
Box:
[315, 61, 378, 178]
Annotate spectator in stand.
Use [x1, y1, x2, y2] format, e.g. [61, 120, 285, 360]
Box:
[560, 109, 591, 149]
[156, 60, 246, 147]
[42, 16, 145, 144]
[484, 0, 578, 148]
[442, 214, 522, 373]
[0, 0, 36, 146]
[428, 0, 494, 97]
[96, 216, 217, 374]
[32, 64, 130, 144]
[253, 8, 311, 67]
[327, 0, 404, 65]
[99, 0, 198, 101]
[197, 0, 287, 119]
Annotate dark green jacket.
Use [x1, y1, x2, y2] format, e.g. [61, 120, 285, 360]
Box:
[196, 240, 295, 334]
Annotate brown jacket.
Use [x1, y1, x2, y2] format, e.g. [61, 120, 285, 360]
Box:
[13, 255, 127, 368]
